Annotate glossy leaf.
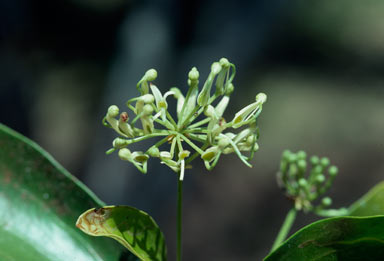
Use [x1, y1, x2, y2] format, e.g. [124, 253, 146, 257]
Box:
[348, 181, 384, 216]
[77, 206, 167, 261]
[0, 123, 136, 260]
[264, 215, 384, 261]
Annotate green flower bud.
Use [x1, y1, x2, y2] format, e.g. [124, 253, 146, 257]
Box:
[118, 148, 132, 161]
[282, 150, 291, 161]
[256, 93, 267, 104]
[204, 105, 217, 118]
[218, 137, 230, 150]
[188, 67, 199, 81]
[225, 83, 234, 96]
[328, 166, 338, 176]
[211, 62, 222, 75]
[313, 165, 323, 174]
[219, 58, 230, 68]
[288, 154, 297, 163]
[107, 105, 119, 118]
[310, 156, 320, 165]
[143, 104, 154, 115]
[322, 197, 332, 206]
[231, 93, 266, 128]
[316, 174, 325, 183]
[140, 94, 155, 104]
[113, 138, 128, 148]
[297, 150, 307, 160]
[298, 178, 308, 187]
[320, 157, 330, 167]
[224, 132, 236, 140]
[246, 135, 257, 146]
[297, 159, 307, 171]
[145, 69, 157, 81]
[147, 146, 160, 157]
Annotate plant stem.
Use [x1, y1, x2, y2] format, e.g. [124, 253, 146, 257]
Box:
[177, 176, 183, 261]
[271, 208, 297, 252]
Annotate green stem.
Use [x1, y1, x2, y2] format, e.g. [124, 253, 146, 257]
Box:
[177, 176, 183, 261]
[271, 208, 297, 252]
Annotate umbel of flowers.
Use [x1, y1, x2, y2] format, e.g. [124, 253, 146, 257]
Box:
[103, 58, 267, 180]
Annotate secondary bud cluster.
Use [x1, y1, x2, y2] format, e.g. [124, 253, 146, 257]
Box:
[103, 58, 267, 180]
[277, 150, 339, 213]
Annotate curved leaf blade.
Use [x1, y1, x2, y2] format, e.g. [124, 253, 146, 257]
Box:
[264, 215, 384, 261]
[0, 123, 135, 260]
[77, 206, 167, 261]
[349, 181, 384, 216]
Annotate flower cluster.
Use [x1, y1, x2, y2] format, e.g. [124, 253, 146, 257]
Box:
[277, 150, 340, 214]
[103, 58, 267, 180]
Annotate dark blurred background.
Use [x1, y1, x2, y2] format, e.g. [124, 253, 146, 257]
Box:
[1, 0, 384, 260]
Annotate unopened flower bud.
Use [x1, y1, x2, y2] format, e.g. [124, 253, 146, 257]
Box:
[328, 166, 338, 176]
[297, 150, 307, 160]
[107, 105, 119, 118]
[219, 58, 230, 67]
[297, 159, 307, 171]
[148, 146, 160, 157]
[282, 150, 291, 161]
[316, 174, 325, 183]
[298, 178, 308, 187]
[140, 94, 155, 104]
[256, 93, 267, 104]
[218, 136, 230, 149]
[313, 165, 323, 174]
[145, 69, 157, 81]
[320, 157, 330, 167]
[113, 138, 128, 148]
[310, 156, 320, 165]
[188, 67, 199, 81]
[211, 62, 222, 75]
[225, 83, 234, 95]
[322, 197, 332, 206]
[118, 148, 132, 161]
[143, 104, 154, 115]
[204, 105, 216, 118]
[288, 154, 297, 163]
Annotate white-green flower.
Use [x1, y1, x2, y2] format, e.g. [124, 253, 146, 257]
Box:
[231, 93, 267, 128]
[103, 58, 267, 178]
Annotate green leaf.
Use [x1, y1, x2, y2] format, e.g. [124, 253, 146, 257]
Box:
[348, 181, 384, 216]
[264, 215, 384, 261]
[0, 123, 136, 261]
[77, 206, 167, 261]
